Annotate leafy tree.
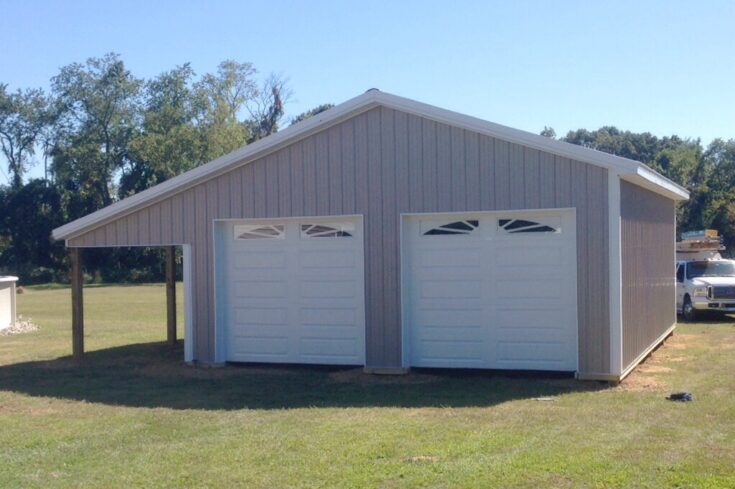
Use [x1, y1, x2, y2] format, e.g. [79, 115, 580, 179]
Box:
[123, 64, 200, 195]
[540, 126, 556, 139]
[290, 103, 335, 126]
[0, 85, 53, 187]
[0, 180, 66, 282]
[50, 53, 142, 216]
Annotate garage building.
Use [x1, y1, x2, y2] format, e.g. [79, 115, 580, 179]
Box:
[52, 90, 689, 381]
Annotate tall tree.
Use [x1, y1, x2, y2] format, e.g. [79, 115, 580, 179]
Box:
[193, 60, 255, 161]
[123, 64, 200, 195]
[50, 53, 142, 216]
[0, 85, 53, 187]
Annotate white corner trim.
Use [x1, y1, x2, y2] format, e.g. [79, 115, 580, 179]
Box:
[52, 89, 688, 242]
[608, 172, 623, 376]
[182, 244, 194, 363]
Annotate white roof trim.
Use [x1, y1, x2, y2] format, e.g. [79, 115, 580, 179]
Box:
[52, 89, 688, 241]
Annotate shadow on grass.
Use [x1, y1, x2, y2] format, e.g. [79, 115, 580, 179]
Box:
[0, 342, 609, 410]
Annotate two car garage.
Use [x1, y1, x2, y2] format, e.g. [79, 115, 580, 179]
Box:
[215, 210, 578, 371]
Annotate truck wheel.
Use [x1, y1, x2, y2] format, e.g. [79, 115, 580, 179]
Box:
[683, 296, 697, 322]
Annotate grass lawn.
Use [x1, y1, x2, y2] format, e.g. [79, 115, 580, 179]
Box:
[0, 285, 733, 488]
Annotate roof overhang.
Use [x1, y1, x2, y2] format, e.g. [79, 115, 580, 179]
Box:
[52, 89, 689, 241]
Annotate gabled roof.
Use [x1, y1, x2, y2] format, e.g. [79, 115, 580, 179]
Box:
[52, 89, 689, 241]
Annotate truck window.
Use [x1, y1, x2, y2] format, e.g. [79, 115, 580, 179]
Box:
[676, 264, 684, 283]
[686, 260, 735, 279]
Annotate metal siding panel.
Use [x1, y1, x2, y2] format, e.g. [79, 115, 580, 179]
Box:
[407, 113, 423, 212]
[105, 218, 117, 244]
[253, 159, 267, 218]
[539, 151, 556, 208]
[381, 107, 400, 365]
[479, 136, 496, 210]
[302, 136, 317, 216]
[354, 112, 369, 218]
[494, 139, 510, 208]
[366, 107, 384, 365]
[451, 126, 466, 210]
[149, 204, 161, 244]
[278, 148, 291, 216]
[571, 162, 592, 371]
[509, 143, 525, 209]
[218, 175, 231, 219]
[621, 180, 676, 368]
[328, 125, 343, 215]
[554, 157, 573, 208]
[421, 119, 438, 212]
[265, 154, 279, 217]
[172, 194, 183, 244]
[242, 163, 255, 218]
[229, 167, 243, 218]
[466, 132, 480, 211]
[436, 122, 451, 211]
[395, 110, 410, 214]
[340, 120, 356, 214]
[290, 142, 304, 216]
[524, 147, 541, 209]
[316, 131, 330, 215]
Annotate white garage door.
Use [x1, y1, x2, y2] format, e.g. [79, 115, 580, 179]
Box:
[403, 210, 578, 371]
[216, 217, 365, 365]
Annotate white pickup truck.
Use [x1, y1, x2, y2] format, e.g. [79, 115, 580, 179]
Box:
[676, 259, 735, 320]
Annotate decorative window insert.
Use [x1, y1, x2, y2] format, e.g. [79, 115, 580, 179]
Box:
[497, 218, 559, 234]
[301, 222, 355, 238]
[234, 224, 285, 240]
[421, 220, 479, 236]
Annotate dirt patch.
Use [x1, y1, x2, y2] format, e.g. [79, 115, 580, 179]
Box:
[636, 364, 673, 374]
[328, 368, 440, 385]
[619, 373, 666, 392]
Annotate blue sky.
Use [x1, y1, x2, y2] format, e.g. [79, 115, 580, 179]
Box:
[1, 0, 733, 180]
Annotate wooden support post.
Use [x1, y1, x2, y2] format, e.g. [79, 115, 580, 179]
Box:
[165, 246, 177, 345]
[70, 248, 84, 362]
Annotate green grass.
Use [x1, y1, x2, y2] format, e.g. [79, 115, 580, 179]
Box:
[0, 285, 733, 488]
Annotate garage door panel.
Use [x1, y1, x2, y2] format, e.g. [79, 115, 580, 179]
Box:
[419, 249, 482, 268]
[233, 307, 288, 325]
[414, 308, 483, 328]
[233, 280, 288, 299]
[419, 280, 483, 299]
[299, 307, 356, 325]
[496, 280, 564, 300]
[221, 217, 365, 365]
[233, 251, 287, 269]
[300, 338, 359, 359]
[406, 211, 577, 372]
[230, 336, 290, 356]
[494, 308, 565, 329]
[495, 246, 563, 265]
[415, 340, 485, 364]
[496, 341, 567, 363]
[300, 280, 356, 298]
[299, 250, 356, 268]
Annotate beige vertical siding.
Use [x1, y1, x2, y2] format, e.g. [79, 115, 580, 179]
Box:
[620, 180, 676, 368]
[67, 106, 610, 373]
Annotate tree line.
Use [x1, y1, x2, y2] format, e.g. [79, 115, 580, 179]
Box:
[0, 54, 732, 283]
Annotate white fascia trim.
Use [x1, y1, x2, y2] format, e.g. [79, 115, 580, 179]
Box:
[608, 172, 623, 376]
[53, 89, 688, 241]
